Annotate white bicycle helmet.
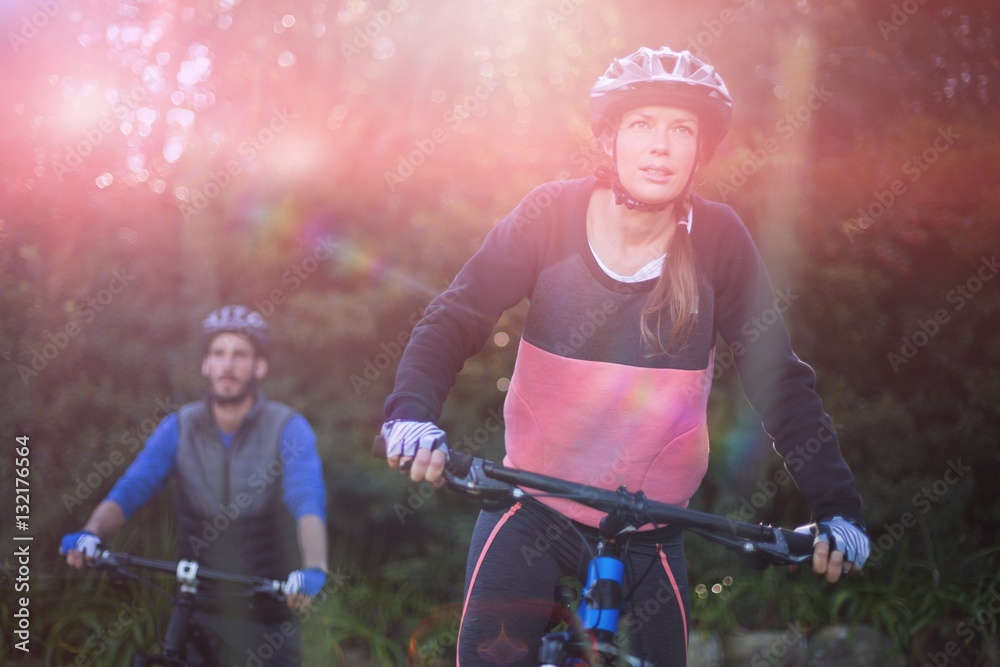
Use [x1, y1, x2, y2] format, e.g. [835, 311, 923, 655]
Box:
[590, 46, 733, 162]
[200, 305, 271, 357]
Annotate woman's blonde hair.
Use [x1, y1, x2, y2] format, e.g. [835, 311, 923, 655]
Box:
[639, 197, 701, 356]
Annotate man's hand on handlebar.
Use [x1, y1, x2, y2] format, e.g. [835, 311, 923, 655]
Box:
[381, 419, 449, 486]
[60, 531, 102, 570]
[282, 567, 327, 612]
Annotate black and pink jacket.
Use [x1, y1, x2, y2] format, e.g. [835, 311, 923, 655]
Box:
[386, 175, 862, 528]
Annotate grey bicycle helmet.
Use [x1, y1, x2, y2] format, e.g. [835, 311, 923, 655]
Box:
[590, 46, 733, 162]
[200, 305, 270, 357]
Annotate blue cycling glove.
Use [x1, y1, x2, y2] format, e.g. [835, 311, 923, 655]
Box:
[380, 420, 448, 459]
[60, 531, 102, 558]
[282, 567, 326, 597]
[796, 516, 870, 570]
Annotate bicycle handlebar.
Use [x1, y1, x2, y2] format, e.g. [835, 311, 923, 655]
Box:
[89, 550, 285, 598]
[373, 436, 815, 567]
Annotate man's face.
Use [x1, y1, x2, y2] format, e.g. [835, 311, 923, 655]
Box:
[201, 333, 267, 405]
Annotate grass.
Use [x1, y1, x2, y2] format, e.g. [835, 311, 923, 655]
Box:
[18, 491, 999, 666]
[688, 530, 1000, 663]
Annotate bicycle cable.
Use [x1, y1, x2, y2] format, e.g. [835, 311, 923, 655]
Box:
[619, 524, 667, 664]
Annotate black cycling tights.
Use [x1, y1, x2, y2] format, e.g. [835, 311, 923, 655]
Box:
[457, 500, 690, 666]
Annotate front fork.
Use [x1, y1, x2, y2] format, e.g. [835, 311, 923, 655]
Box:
[536, 547, 628, 666]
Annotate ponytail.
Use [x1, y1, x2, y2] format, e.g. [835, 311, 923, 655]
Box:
[640, 199, 701, 356]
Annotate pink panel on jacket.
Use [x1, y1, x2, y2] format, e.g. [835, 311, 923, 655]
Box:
[503, 340, 714, 528]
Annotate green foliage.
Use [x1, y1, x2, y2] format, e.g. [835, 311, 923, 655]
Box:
[687, 540, 1000, 662]
[2, 1, 999, 665]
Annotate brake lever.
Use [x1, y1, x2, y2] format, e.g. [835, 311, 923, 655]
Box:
[750, 526, 813, 567]
[89, 551, 143, 583]
[444, 454, 516, 510]
[689, 527, 813, 569]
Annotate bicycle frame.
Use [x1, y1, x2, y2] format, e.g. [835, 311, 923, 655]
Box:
[475, 455, 813, 665]
[534, 495, 683, 667]
[536, 531, 655, 667]
[132, 590, 213, 667]
[375, 439, 815, 667]
[87, 551, 285, 667]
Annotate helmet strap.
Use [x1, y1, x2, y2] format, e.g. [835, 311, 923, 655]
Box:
[596, 131, 700, 214]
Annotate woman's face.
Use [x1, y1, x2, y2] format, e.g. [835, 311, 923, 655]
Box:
[609, 105, 699, 207]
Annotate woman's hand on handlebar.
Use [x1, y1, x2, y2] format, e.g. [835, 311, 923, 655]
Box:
[391, 447, 448, 486]
[792, 517, 870, 583]
[381, 419, 449, 486]
[807, 539, 858, 583]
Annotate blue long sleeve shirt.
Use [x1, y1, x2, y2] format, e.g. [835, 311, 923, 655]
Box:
[107, 412, 327, 522]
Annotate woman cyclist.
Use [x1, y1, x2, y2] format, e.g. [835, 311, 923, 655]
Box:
[380, 46, 870, 665]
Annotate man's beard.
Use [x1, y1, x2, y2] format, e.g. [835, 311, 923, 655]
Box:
[210, 377, 257, 406]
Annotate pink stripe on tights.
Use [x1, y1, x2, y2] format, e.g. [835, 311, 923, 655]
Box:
[658, 544, 689, 662]
[456, 502, 523, 666]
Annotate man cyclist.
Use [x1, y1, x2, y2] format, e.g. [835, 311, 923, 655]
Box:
[380, 47, 870, 665]
[62, 305, 328, 667]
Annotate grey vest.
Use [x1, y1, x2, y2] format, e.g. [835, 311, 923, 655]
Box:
[174, 390, 297, 579]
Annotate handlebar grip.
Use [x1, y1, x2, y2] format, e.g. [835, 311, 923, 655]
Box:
[373, 433, 471, 477]
[372, 434, 387, 459]
[446, 449, 474, 477]
[782, 527, 815, 555]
